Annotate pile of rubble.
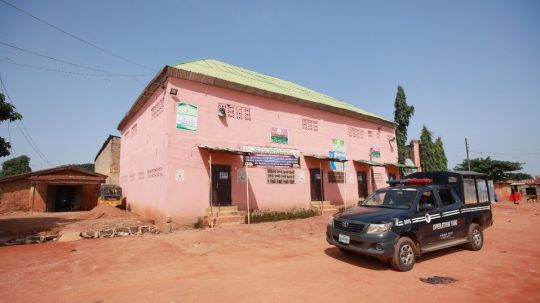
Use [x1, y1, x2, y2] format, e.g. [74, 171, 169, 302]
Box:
[80, 225, 159, 239]
[1, 234, 58, 246]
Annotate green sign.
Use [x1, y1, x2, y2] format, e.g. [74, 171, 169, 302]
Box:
[176, 103, 198, 131]
[371, 145, 381, 158]
[332, 138, 345, 152]
[271, 127, 288, 144]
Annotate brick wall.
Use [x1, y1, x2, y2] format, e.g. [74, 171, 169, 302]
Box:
[0, 179, 31, 213]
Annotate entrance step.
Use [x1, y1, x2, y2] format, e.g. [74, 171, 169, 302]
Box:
[310, 201, 343, 215]
[198, 206, 245, 227]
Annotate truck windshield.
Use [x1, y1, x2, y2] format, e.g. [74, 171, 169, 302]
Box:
[361, 189, 418, 210]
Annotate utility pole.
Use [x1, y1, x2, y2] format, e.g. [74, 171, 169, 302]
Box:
[465, 138, 471, 171]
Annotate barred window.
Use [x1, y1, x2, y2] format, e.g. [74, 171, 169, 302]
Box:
[328, 171, 345, 183]
[302, 118, 318, 132]
[267, 169, 295, 184]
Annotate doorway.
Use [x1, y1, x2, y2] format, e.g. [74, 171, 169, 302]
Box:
[357, 171, 368, 199]
[211, 164, 232, 206]
[310, 168, 324, 201]
[47, 185, 82, 211]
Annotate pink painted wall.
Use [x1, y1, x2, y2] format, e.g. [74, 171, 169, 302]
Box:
[120, 76, 399, 223]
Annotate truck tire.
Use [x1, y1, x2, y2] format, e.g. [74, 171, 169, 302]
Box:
[465, 223, 483, 251]
[390, 237, 416, 272]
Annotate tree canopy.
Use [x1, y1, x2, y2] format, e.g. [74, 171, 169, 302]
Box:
[0, 155, 31, 177]
[454, 157, 531, 181]
[393, 86, 415, 164]
[71, 163, 95, 172]
[420, 126, 448, 172]
[0, 93, 23, 157]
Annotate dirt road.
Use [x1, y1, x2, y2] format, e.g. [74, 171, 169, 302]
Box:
[1, 203, 539, 303]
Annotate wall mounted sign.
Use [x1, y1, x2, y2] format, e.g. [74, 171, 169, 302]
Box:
[176, 103, 198, 131]
[332, 138, 345, 152]
[242, 145, 300, 158]
[271, 127, 288, 144]
[245, 154, 300, 168]
[371, 145, 381, 158]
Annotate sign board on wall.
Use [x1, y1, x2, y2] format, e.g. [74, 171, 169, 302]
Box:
[176, 103, 198, 131]
[332, 138, 345, 152]
[242, 145, 300, 158]
[271, 127, 288, 144]
[371, 145, 381, 158]
[242, 145, 300, 168]
[245, 154, 300, 168]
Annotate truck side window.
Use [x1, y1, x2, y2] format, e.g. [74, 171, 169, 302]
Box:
[419, 191, 437, 209]
[438, 188, 457, 206]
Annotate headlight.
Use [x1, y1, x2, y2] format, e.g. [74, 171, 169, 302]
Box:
[328, 216, 334, 226]
[366, 222, 393, 234]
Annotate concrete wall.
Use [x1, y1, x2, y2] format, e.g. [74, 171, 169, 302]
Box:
[120, 76, 399, 223]
[95, 137, 121, 185]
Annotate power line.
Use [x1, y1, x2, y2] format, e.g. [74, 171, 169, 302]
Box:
[0, 73, 54, 166]
[0, 58, 113, 79]
[0, 0, 153, 71]
[0, 41, 145, 77]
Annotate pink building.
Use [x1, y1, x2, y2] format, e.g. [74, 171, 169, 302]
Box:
[118, 59, 407, 224]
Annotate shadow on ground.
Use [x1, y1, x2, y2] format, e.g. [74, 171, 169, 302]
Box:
[0, 216, 81, 238]
[324, 247, 390, 271]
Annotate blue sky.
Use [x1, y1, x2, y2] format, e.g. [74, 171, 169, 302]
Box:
[0, 0, 539, 174]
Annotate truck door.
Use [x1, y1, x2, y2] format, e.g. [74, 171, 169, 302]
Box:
[436, 188, 467, 238]
[416, 190, 445, 246]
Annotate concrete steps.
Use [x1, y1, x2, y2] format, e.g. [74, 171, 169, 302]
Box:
[310, 201, 343, 216]
[198, 206, 245, 227]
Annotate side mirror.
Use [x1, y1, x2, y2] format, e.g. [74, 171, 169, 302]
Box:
[419, 204, 435, 212]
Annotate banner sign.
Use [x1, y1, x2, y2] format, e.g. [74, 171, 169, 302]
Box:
[242, 145, 300, 158]
[176, 103, 198, 131]
[329, 151, 347, 171]
[371, 145, 381, 158]
[271, 127, 288, 144]
[245, 154, 300, 168]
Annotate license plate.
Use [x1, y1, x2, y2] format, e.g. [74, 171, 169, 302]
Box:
[338, 234, 350, 244]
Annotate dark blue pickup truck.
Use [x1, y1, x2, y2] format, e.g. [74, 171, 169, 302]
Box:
[327, 171, 494, 271]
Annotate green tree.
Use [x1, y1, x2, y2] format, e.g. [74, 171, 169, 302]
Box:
[454, 157, 529, 181]
[393, 86, 415, 164]
[0, 93, 23, 157]
[434, 137, 448, 170]
[420, 126, 436, 171]
[0, 155, 31, 177]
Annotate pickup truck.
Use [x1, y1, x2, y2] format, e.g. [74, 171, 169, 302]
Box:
[326, 171, 494, 271]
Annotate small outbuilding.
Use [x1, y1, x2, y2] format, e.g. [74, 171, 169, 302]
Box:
[0, 166, 107, 213]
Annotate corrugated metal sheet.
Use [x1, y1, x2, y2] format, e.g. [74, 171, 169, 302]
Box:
[168, 59, 391, 124]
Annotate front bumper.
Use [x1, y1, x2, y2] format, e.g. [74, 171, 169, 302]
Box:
[326, 224, 399, 258]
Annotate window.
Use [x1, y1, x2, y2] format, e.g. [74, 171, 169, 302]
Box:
[328, 171, 344, 183]
[438, 188, 457, 206]
[218, 103, 251, 120]
[267, 169, 295, 184]
[348, 127, 363, 138]
[419, 191, 437, 210]
[302, 118, 318, 132]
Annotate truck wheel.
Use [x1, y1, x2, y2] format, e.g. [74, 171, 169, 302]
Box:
[390, 237, 416, 272]
[465, 223, 483, 251]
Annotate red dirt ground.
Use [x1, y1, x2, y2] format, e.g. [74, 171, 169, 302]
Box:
[1, 202, 539, 303]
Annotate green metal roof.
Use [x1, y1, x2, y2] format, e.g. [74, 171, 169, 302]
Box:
[168, 59, 392, 125]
